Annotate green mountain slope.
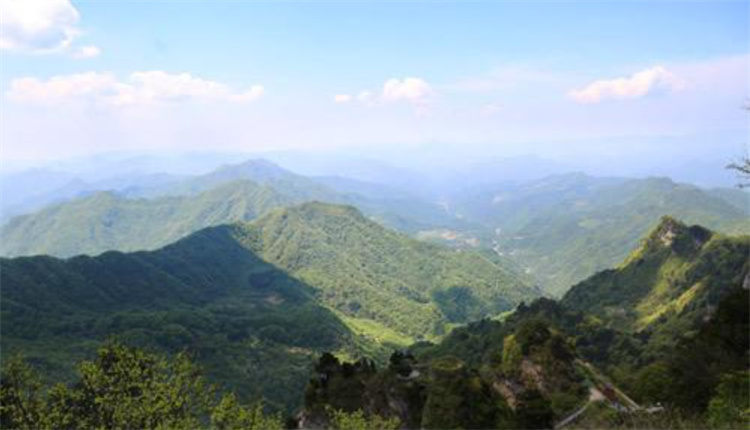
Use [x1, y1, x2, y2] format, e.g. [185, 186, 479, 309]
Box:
[0, 224, 357, 411]
[237, 202, 542, 340]
[561, 216, 749, 350]
[455, 174, 750, 296]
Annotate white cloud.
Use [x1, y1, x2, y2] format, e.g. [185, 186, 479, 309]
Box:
[382, 77, 433, 103]
[569, 66, 686, 103]
[72, 45, 100, 59]
[338, 77, 434, 107]
[333, 94, 351, 103]
[0, 0, 100, 56]
[8, 71, 264, 106]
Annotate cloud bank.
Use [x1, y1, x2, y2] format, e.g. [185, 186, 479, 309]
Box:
[336, 77, 434, 106]
[8, 71, 264, 106]
[569, 66, 686, 103]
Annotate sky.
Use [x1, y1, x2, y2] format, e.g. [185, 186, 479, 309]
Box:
[0, 0, 748, 174]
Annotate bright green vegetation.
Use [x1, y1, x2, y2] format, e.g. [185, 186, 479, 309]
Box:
[242, 202, 541, 339]
[0, 202, 537, 412]
[454, 174, 750, 296]
[0, 342, 285, 430]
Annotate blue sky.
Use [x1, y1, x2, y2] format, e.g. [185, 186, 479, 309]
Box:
[1, 0, 748, 168]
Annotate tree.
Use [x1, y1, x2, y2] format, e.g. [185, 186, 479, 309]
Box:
[707, 371, 750, 429]
[328, 408, 401, 430]
[726, 158, 750, 188]
[514, 389, 554, 430]
[211, 393, 284, 430]
[0, 342, 284, 430]
[0, 355, 44, 430]
[727, 104, 750, 187]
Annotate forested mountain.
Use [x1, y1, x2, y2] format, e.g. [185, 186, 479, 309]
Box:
[0, 202, 537, 412]
[1, 223, 356, 410]
[452, 174, 749, 295]
[243, 202, 540, 339]
[299, 219, 749, 429]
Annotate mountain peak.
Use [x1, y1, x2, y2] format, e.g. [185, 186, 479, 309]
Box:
[279, 201, 367, 222]
[645, 215, 713, 254]
[210, 159, 293, 182]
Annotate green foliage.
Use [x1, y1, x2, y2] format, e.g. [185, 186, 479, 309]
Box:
[328, 408, 401, 430]
[514, 389, 554, 429]
[0, 355, 44, 429]
[707, 371, 750, 429]
[631, 362, 671, 404]
[211, 394, 284, 430]
[0, 343, 283, 430]
[421, 357, 500, 429]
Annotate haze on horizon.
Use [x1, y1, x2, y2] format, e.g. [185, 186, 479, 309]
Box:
[0, 0, 748, 186]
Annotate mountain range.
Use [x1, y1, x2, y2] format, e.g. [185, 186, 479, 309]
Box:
[0, 160, 459, 258]
[0, 202, 539, 411]
[3, 159, 746, 301]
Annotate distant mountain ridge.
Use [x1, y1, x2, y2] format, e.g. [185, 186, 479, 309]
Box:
[0, 160, 460, 257]
[0, 180, 295, 257]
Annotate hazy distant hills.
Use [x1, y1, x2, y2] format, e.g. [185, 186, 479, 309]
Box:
[0, 180, 295, 257]
[0, 160, 459, 257]
[0, 202, 538, 410]
[452, 173, 749, 295]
